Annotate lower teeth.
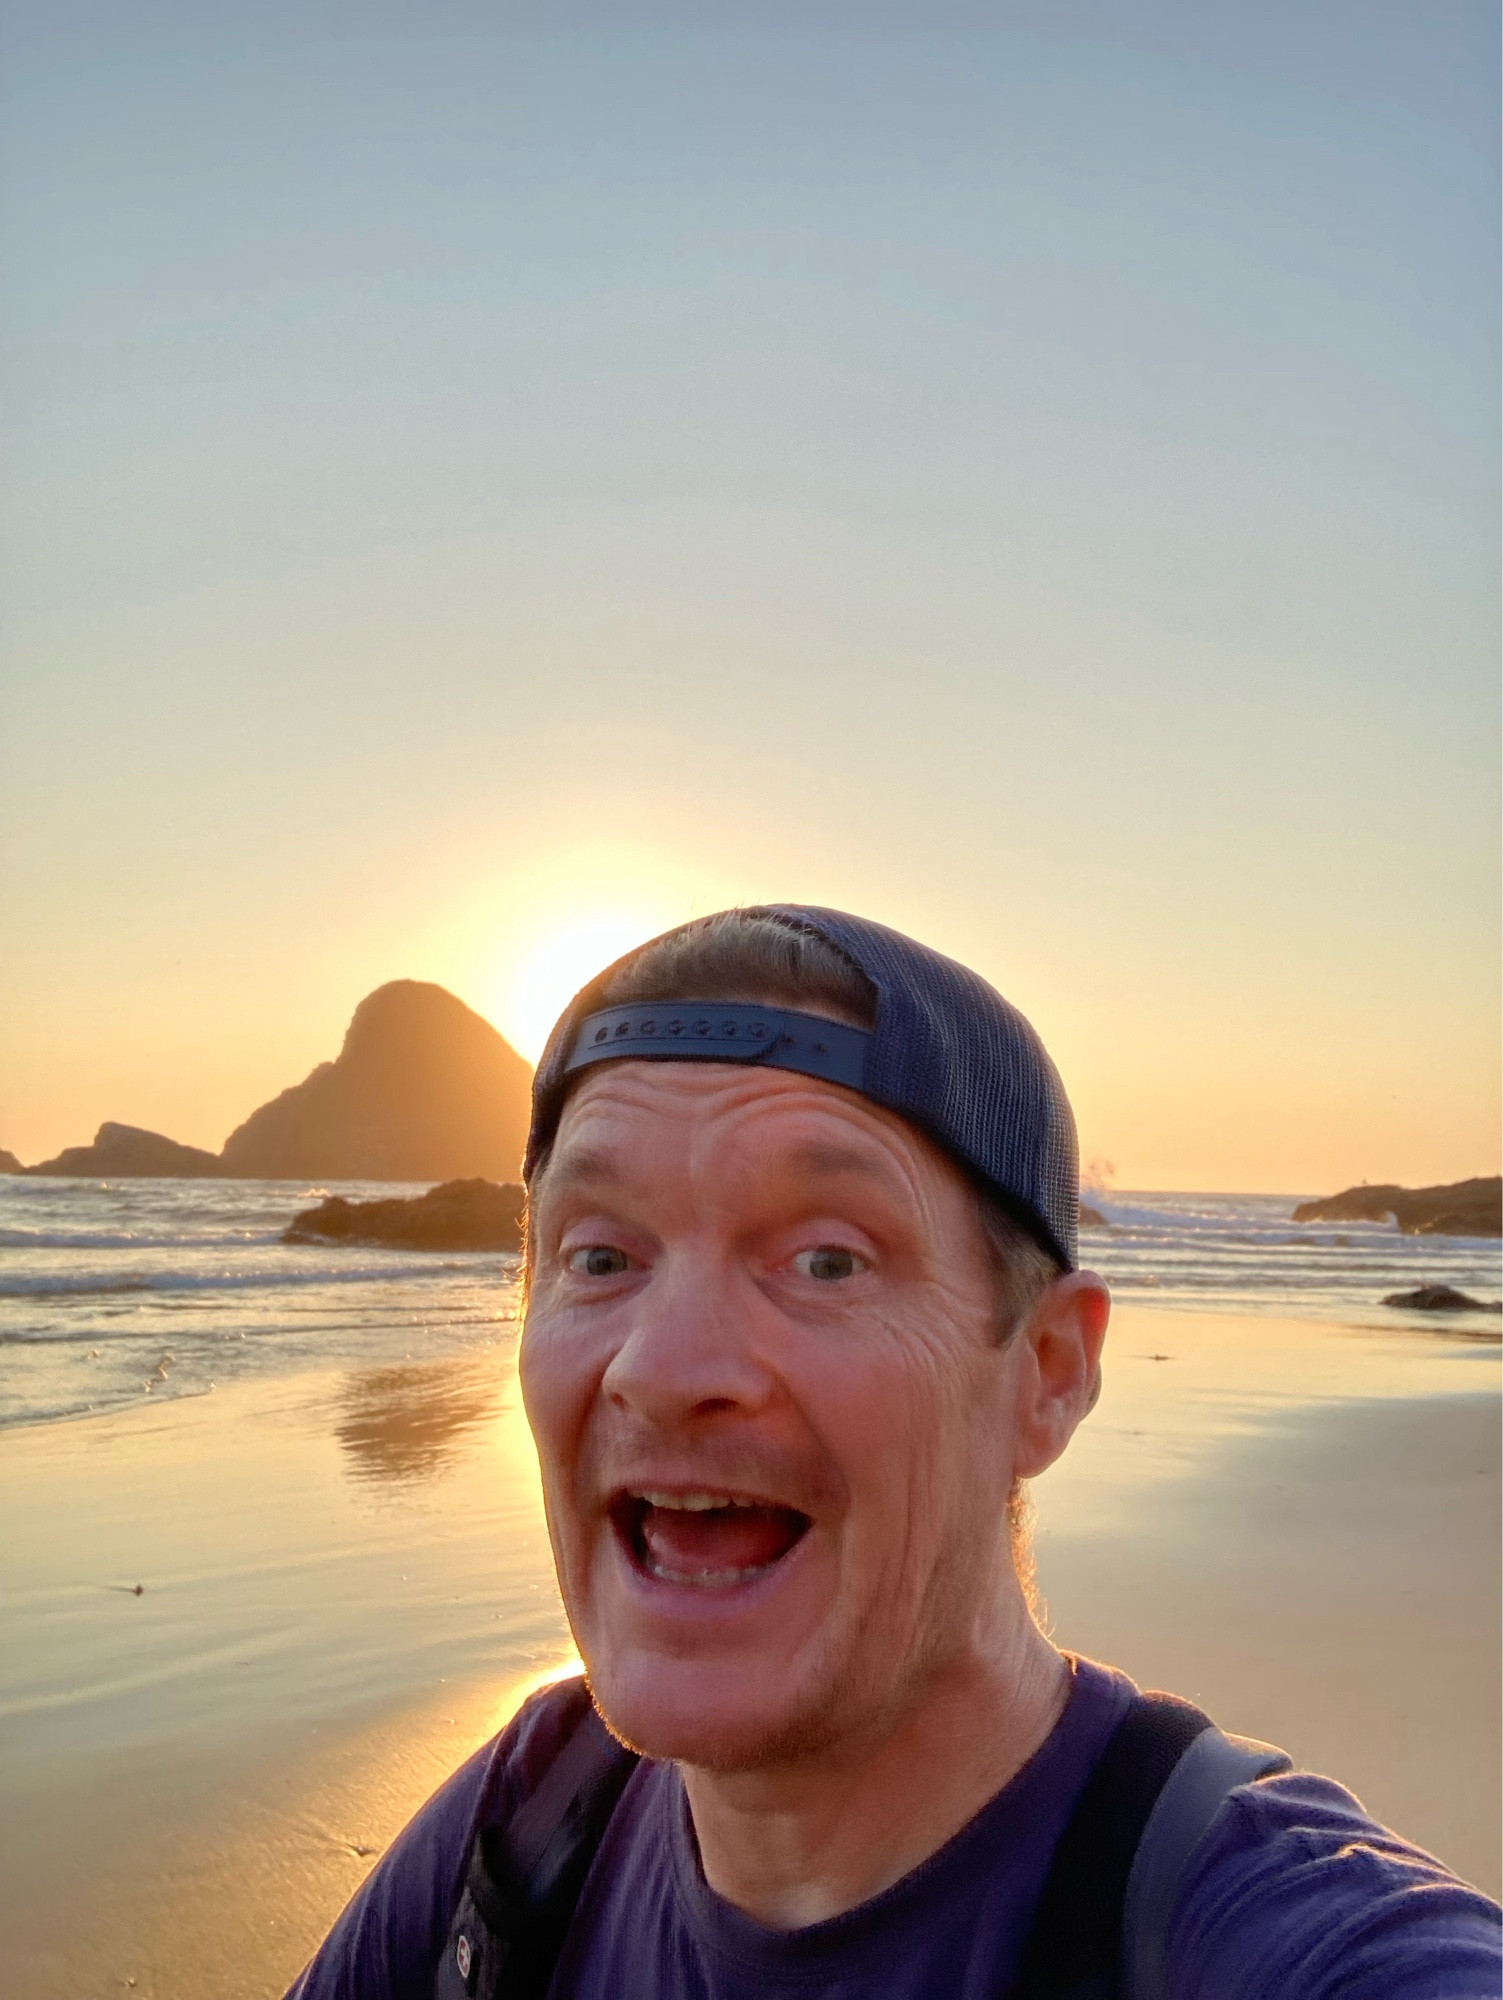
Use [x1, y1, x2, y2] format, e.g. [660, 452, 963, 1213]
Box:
[645, 1555, 778, 1588]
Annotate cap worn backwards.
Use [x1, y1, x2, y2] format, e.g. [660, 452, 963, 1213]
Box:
[525, 904, 1080, 1270]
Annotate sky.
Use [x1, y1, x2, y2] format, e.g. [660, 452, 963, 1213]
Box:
[1, 1, 1497, 1191]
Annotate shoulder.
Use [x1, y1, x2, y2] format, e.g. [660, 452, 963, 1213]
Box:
[283, 1675, 592, 2000]
[1167, 1769, 1503, 2000]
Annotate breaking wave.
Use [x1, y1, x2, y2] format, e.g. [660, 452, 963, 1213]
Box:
[0, 1254, 511, 1304]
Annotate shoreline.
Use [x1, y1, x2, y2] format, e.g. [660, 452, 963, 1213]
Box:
[2, 1304, 1498, 1996]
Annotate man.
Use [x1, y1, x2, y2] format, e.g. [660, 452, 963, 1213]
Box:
[289, 905, 1502, 1999]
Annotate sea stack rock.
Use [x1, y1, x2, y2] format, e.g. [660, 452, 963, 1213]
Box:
[26, 1123, 225, 1178]
[1292, 1178, 1501, 1238]
[283, 1177, 525, 1251]
[220, 981, 532, 1182]
[1381, 1284, 1501, 1313]
[0, 1149, 23, 1174]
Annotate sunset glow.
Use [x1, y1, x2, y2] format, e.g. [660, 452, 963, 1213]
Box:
[1, 13, 1494, 1195]
[493, 908, 676, 1064]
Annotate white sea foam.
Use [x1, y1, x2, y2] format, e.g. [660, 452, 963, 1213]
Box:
[0, 1229, 274, 1252]
[0, 1256, 510, 1302]
[1083, 1190, 1501, 1312]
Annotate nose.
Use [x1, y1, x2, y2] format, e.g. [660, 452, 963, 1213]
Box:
[600, 1252, 775, 1429]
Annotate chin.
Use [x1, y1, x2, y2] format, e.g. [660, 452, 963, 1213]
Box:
[587, 1651, 843, 1772]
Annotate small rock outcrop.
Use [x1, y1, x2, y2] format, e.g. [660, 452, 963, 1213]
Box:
[220, 981, 532, 1182]
[25, 1123, 225, 1179]
[1079, 1204, 1108, 1229]
[1381, 1284, 1502, 1313]
[284, 1177, 525, 1251]
[0, 1149, 23, 1174]
[1292, 1178, 1501, 1238]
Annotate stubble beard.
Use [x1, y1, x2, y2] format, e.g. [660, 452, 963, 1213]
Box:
[587, 1531, 998, 1779]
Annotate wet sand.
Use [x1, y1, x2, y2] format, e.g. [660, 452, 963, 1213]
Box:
[1, 1306, 1497, 1997]
[1, 1351, 571, 2000]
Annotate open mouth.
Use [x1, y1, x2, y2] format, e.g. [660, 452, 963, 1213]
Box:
[611, 1488, 812, 1589]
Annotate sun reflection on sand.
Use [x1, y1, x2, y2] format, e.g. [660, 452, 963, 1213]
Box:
[334, 1360, 503, 1486]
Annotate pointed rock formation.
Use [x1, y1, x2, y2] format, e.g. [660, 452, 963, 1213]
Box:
[219, 981, 532, 1182]
[0, 1148, 25, 1173]
[26, 1122, 225, 1178]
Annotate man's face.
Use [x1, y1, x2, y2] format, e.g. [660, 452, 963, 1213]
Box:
[520, 1058, 1039, 1771]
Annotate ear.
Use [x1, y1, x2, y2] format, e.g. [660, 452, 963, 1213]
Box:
[1009, 1272, 1110, 1480]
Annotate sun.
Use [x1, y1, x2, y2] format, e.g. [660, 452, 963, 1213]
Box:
[495, 908, 673, 1064]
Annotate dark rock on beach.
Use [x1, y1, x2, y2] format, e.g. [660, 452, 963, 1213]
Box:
[283, 1177, 525, 1251]
[1079, 1204, 1108, 1228]
[1381, 1284, 1502, 1314]
[25, 1122, 226, 1178]
[0, 1149, 23, 1174]
[1292, 1177, 1501, 1238]
[221, 981, 532, 1182]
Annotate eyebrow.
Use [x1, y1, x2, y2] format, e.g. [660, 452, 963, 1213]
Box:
[532, 1145, 625, 1202]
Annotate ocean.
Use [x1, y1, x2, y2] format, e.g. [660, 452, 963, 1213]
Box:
[1, 1177, 1498, 1432]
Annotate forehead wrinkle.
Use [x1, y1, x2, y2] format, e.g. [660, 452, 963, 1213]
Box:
[682, 1110, 941, 1246]
[748, 1138, 915, 1203]
[547, 1060, 946, 1221]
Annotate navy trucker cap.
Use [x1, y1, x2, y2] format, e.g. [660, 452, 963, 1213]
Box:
[524, 905, 1080, 1270]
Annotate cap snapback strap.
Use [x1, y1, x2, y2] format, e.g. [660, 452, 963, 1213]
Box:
[563, 1003, 870, 1093]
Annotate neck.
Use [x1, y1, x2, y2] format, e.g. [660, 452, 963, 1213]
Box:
[679, 1611, 1068, 1930]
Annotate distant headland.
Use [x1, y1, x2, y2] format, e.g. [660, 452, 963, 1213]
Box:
[5, 981, 533, 1184]
[1292, 1177, 1501, 1239]
[23, 1124, 224, 1178]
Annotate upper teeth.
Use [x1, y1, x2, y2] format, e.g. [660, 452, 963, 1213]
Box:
[633, 1489, 747, 1512]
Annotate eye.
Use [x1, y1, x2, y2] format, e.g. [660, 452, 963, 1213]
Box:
[793, 1245, 869, 1283]
[567, 1245, 635, 1278]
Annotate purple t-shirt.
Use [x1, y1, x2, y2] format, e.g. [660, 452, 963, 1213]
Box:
[286, 1658, 1501, 1999]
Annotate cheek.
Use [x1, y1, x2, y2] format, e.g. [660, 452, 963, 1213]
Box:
[518, 1311, 593, 1476]
[812, 1325, 1010, 1533]
[792, 1332, 947, 1499]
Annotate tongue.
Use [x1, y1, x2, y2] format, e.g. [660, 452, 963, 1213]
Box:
[641, 1503, 805, 1578]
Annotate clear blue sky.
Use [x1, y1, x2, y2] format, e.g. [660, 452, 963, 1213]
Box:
[1, 1, 1497, 1188]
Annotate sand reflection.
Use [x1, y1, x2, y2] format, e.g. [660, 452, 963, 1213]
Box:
[334, 1360, 501, 1485]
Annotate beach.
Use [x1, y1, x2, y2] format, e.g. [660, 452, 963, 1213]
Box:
[1, 1185, 1499, 1998]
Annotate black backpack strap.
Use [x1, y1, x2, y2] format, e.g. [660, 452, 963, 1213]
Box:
[434, 1678, 640, 2000]
[1011, 1692, 1213, 2000]
[1011, 1691, 1291, 2000]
